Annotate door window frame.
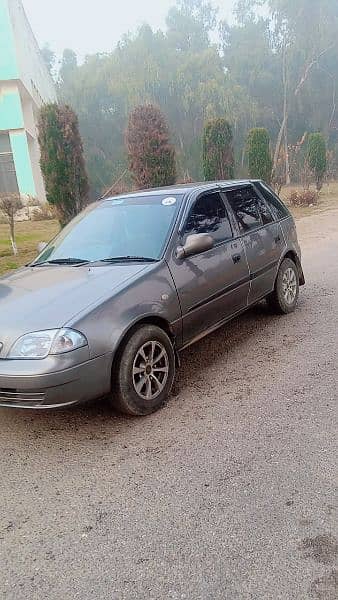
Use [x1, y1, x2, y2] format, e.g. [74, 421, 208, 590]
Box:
[222, 184, 278, 239]
[254, 186, 275, 226]
[180, 189, 234, 249]
[253, 181, 290, 221]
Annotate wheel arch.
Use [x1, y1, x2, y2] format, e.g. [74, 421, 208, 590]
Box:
[111, 316, 179, 375]
[280, 250, 305, 286]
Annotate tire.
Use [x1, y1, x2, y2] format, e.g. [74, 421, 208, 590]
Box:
[267, 258, 299, 314]
[112, 325, 176, 416]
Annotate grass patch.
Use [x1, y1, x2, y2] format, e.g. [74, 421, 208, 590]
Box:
[0, 220, 59, 276]
[282, 180, 338, 219]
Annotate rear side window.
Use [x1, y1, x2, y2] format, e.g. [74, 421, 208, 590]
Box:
[255, 182, 289, 220]
[256, 195, 274, 225]
[226, 186, 262, 233]
[184, 192, 233, 244]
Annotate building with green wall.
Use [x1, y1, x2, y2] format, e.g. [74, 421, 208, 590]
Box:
[0, 0, 56, 201]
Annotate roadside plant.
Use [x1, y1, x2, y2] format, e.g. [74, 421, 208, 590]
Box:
[126, 104, 176, 189]
[38, 103, 89, 227]
[306, 133, 327, 191]
[0, 192, 23, 255]
[31, 203, 56, 221]
[288, 189, 318, 207]
[203, 118, 234, 181]
[246, 128, 272, 184]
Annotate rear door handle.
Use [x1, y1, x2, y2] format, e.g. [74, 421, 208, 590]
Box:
[232, 254, 241, 264]
[275, 235, 281, 244]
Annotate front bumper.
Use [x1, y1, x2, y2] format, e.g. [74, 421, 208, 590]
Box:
[0, 353, 113, 409]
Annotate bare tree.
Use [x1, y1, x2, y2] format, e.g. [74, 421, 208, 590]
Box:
[273, 37, 289, 185]
[271, 0, 336, 185]
[0, 193, 23, 255]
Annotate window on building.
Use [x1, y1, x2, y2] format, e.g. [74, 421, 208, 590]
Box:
[0, 134, 19, 194]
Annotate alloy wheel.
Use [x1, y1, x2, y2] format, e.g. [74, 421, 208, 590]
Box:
[282, 267, 297, 304]
[132, 341, 169, 400]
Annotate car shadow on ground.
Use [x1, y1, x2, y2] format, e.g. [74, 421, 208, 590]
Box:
[0, 300, 291, 440]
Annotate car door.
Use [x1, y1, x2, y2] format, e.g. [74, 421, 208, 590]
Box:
[224, 185, 286, 305]
[167, 190, 250, 346]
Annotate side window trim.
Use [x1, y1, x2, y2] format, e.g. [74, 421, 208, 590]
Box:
[178, 188, 217, 234]
[254, 181, 290, 221]
[223, 184, 264, 235]
[252, 183, 276, 224]
[220, 190, 243, 237]
[252, 182, 277, 222]
[181, 189, 234, 245]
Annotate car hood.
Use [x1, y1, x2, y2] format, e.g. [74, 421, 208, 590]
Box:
[0, 263, 149, 354]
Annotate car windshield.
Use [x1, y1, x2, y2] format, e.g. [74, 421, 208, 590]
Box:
[33, 194, 182, 265]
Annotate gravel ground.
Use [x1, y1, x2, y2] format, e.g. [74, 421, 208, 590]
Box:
[0, 209, 337, 600]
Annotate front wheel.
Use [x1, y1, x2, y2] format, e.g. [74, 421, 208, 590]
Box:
[267, 258, 299, 314]
[112, 325, 176, 416]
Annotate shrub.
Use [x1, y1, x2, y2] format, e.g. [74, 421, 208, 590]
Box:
[126, 104, 176, 189]
[26, 196, 39, 207]
[38, 103, 89, 226]
[288, 189, 319, 207]
[31, 203, 56, 221]
[306, 133, 327, 191]
[203, 118, 234, 181]
[246, 128, 272, 183]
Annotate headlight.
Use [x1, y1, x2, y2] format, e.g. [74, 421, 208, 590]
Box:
[8, 328, 88, 359]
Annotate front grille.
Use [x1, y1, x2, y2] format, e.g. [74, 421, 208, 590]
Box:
[0, 389, 46, 406]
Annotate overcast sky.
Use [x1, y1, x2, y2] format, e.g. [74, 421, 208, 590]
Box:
[22, 0, 235, 60]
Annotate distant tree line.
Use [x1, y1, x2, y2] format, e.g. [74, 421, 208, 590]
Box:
[38, 96, 328, 226]
[38, 0, 336, 216]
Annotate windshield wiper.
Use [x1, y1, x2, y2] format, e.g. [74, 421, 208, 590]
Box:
[30, 258, 90, 267]
[99, 256, 158, 263]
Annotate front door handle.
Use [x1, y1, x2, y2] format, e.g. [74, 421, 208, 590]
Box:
[232, 254, 241, 264]
[275, 235, 281, 244]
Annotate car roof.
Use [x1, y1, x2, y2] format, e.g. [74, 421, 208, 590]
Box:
[102, 180, 259, 202]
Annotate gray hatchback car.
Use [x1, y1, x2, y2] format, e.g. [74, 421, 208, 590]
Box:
[0, 180, 304, 415]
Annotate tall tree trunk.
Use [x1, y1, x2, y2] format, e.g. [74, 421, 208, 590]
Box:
[241, 144, 246, 169]
[272, 115, 287, 179]
[9, 216, 18, 256]
[284, 125, 291, 186]
[273, 39, 289, 181]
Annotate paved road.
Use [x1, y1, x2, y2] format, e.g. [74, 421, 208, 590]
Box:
[1, 209, 337, 600]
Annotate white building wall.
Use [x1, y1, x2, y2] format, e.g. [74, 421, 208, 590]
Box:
[2, 0, 57, 201]
[7, 0, 56, 105]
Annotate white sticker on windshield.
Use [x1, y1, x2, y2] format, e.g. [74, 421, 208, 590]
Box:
[162, 197, 177, 206]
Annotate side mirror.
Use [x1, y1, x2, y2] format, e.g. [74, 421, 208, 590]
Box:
[176, 233, 214, 260]
[37, 242, 47, 253]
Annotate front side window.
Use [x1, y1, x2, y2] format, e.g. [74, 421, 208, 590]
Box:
[255, 182, 289, 220]
[184, 192, 233, 244]
[226, 187, 262, 233]
[35, 194, 182, 264]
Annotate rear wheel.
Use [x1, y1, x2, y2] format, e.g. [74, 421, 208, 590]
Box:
[267, 258, 299, 314]
[112, 325, 176, 416]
